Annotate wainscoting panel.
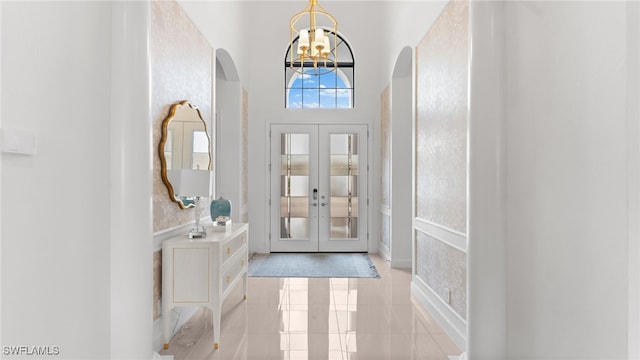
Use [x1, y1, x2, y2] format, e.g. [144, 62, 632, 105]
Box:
[415, 218, 467, 253]
[415, 230, 467, 320]
[411, 276, 467, 351]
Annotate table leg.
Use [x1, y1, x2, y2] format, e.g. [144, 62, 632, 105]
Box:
[243, 271, 248, 300]
[213, 303, 221, 349]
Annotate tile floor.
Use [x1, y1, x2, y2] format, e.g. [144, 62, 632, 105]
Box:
[159, 254, 461, 360]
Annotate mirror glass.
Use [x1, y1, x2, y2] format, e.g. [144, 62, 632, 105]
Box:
[159, 101, 212, 209]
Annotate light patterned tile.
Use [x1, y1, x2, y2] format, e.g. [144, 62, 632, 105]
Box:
[160, 254, 460, 360]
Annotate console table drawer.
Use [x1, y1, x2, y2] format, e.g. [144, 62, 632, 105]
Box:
[223, 231, 247, 264]
[222, 253, 247, 293]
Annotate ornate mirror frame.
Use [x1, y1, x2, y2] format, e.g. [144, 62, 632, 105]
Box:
[159, 100, 212, 209]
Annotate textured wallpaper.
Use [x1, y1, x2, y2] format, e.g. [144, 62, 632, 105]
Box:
[416, 231, 467, 319]
[151, 0, 213, 233]
[153, 251, 162, 320]
[415, 0, 468, 320]
[415, 0, 468, 234]
[151, 0, 213, 320]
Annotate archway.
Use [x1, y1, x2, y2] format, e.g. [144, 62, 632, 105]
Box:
[215, 48, 243, 222]
[388, 46, 413, 268]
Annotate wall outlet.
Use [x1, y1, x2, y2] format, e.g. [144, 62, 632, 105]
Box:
[444, 288, 452, 305]
[1, 128, 37, 155]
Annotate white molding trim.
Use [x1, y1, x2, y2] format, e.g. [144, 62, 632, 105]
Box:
[378, 241, 391, 262]
[449, 353, 467, 360]
[627, 1, 640, 357]
[153, 219, 213, 251]
[415, 218, 467, 253]
[380, 205, 391, 216]
[411, 276, 467, 352]
[390, 258, 412, 268]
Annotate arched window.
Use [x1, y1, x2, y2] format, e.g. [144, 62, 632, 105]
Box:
[285, 31, 354, 109]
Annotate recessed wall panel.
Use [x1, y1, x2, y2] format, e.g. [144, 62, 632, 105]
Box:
[415, 0, 468, 234]
[415, 231, 467, 319]
[414, 0, 468, 323]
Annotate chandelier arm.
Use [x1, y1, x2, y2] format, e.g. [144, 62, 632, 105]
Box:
[290, 12, 310, 33]
[310, 10, 337, 26]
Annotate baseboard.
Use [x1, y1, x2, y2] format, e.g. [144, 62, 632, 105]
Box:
[153, 352, 174, 360]
[377, 242, 410, 268]
[449, 354, 467, 360]
[411, 277, 467, 352]
[378, 242, 391, 261]
[390, 258, 411, 268]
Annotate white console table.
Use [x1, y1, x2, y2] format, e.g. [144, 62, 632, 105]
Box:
[162, 223, 248, 350]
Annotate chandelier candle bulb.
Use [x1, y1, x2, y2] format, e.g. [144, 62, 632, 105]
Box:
[299, 29, 309, 48]
[322, 37, 331, 56]
[315, 28, 324, 44]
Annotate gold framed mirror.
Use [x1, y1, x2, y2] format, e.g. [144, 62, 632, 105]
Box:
[159, 100, 212, 209]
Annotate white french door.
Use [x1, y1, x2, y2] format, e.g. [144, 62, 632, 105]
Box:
[270, 124, 368, 252]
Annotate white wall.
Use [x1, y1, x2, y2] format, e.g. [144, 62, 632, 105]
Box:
[627, 2, 640, 356]
[2, 2, 153, 358]
[504, 1, 633, 358]
[0, 1, 4, 350]
[1, 2, 112, 358]
[111, 2, 154, 358]
[381, 1, 448, 81]
[467, 1, 506, 357]
[178, 1, 250, 92]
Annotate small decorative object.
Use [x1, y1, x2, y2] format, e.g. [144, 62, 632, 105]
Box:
[211, 196, 232, 232]
[210, 196, 232, 221]
[215, 215, 231, 225]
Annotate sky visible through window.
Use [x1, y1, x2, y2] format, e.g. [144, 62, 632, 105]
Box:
[287, 69, 352, 109]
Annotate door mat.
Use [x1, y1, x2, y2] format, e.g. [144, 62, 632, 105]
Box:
[248, 253, 380, 278]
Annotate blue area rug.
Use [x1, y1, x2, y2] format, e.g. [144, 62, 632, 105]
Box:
[248, 253, 380, 278]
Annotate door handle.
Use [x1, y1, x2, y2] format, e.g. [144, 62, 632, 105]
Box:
[313, 188, 318, 200]
[321, 202, 327, 207]
[311, 203, 318, 207]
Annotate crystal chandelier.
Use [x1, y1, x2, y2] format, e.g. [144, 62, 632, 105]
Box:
[289, 0, 338, 74]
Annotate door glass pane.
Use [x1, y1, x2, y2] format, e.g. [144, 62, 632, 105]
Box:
[329, 133, 358, 239]
[280, 133, 310, 239]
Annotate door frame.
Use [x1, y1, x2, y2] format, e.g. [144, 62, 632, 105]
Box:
[269, 123, 369, 253]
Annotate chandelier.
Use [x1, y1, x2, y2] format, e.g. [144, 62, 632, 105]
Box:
[289, 0, 338, 74]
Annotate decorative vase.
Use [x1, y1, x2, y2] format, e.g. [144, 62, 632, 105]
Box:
[210, 196, 232, 222]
